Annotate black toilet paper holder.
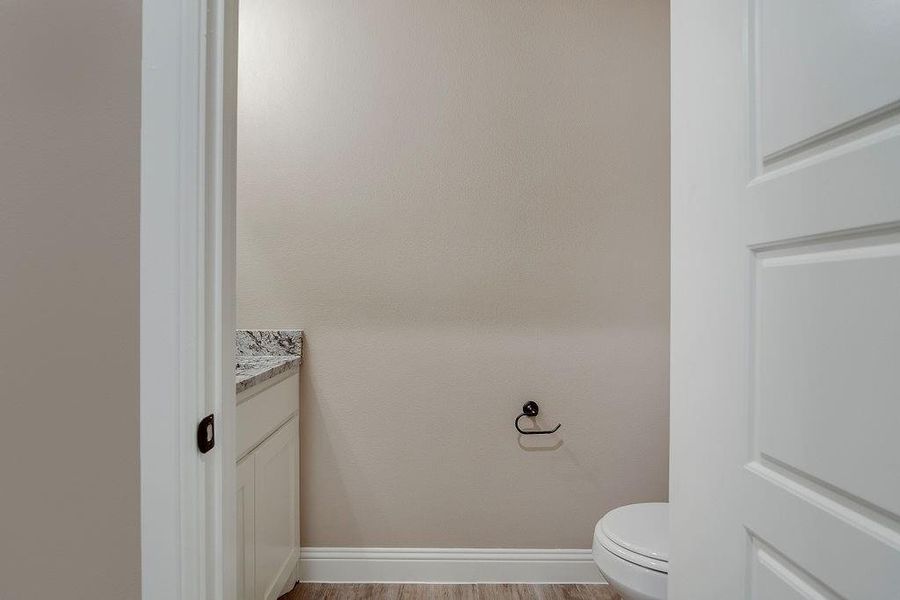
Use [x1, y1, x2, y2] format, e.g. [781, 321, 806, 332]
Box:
[515, 401, 561, 435]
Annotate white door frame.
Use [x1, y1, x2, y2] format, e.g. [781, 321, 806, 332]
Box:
[140, 0, 236, 599]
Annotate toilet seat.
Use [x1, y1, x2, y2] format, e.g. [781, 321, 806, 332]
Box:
[595, 525, 668, 574]
[595, 503, 668, 574]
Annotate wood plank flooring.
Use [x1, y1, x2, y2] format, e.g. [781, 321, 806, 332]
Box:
[281, 583, 620, 600]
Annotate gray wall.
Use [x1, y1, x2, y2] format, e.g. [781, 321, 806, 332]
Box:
[0, 0, 141, 597]
[237, 0, 669, 548]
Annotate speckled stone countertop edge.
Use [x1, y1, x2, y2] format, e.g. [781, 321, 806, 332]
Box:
[235, 329, 302, 394]
[235, 356, 300, 395]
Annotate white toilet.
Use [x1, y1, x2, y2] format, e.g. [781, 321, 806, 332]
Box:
[592, 502, 668, 600]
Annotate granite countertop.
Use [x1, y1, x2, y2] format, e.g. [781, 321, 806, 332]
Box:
[235, 329, 302, 394]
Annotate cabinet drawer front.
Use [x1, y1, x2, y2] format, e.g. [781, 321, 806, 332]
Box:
[237, 372, 299, 460]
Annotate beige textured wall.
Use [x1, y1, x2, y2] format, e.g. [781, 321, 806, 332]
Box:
[237, 0, 669, 548]
[0, 1, 141, 597]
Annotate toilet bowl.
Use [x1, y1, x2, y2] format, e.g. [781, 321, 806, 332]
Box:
[592, 502, 668, 600]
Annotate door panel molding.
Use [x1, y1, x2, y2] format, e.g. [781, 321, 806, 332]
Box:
[672, 1, 900, 598]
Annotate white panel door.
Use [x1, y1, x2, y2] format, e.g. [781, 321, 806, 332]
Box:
[253, 417, 299, 600]
[236, 456, 256, 600]
[671, 1, 900, 599]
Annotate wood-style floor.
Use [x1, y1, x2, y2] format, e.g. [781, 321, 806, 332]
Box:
[281, 583, 620, 600]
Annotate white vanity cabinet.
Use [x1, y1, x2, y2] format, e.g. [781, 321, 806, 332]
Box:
[236, 455, 256, 600]
[236, 370, 300, 600]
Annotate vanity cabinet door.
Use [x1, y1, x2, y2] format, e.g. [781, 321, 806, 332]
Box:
[236, 455, 255, 600]
[253, 416, 299, 600]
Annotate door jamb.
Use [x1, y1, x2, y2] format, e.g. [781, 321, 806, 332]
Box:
[140, 0, 236, 598]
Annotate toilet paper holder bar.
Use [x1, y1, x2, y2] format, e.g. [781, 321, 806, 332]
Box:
[515, 401, 561, 435]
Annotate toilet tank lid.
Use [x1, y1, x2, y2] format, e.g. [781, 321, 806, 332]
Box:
[600, 502, 669, 563]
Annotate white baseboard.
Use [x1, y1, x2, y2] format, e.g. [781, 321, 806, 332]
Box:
[298, 548, 605, 584]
